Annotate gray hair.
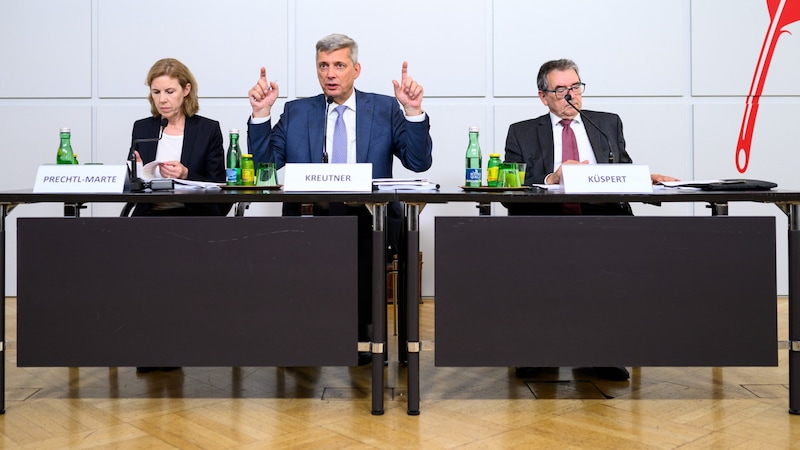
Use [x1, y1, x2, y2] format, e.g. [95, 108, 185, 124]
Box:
[316, 33, 359, 65]
[537, 59, 580, 92]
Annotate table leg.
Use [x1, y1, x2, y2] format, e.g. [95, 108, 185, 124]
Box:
[789, 205, 800, 414]
[405, 203, 421, 415]
[371, 202, 387, 415]
[1, 204, 7, 414]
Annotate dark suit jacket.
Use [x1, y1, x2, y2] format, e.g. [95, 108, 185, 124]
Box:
[130, 114, 229, 216]
[246, 90, 434, 252]
[504, 110, 633, 215]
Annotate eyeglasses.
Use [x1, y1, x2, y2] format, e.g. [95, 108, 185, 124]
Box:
[542, 82, 586, 99]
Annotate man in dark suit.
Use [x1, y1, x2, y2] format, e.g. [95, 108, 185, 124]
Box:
[504, 58, 675, 216]
[246, 33, 433, 364]
[504, 59, 676, 381]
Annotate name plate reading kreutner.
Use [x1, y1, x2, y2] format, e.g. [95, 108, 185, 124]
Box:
[283, 163, 373, 192]
[561, 164, 652, 194]
[33, 164, 129, 193]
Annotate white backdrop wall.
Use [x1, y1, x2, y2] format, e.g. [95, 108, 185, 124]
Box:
[2, 0, 798, 296]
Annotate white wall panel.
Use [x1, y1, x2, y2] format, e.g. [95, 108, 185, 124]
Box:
[692, 1, 800, 96]
[493, 0, 687, 97]
[97, 0, 288, 98]
[0, 0, 91, 98]
[295, 0, 486, 98]
[0, 106, 92, 190]
[693, 102, 800, 186]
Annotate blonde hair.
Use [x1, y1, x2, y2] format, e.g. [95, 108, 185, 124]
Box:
[145, 58, 199, 117]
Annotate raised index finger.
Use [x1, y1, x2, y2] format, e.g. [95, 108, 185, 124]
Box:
[400, 61, 408, 81]
[260, 67, 267, 82]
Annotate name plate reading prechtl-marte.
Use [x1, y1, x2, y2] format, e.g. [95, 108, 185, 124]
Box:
[33, 164, 129, 193]
[283, 163, 373, 192]
[561, 164, 653, 194]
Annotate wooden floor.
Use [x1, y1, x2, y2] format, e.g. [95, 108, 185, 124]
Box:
[1, 297, 799, 449]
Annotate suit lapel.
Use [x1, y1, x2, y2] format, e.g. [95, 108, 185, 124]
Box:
[355, 90, 372, 163]
[138, 117, 162, 163]
[308, 95, 326, 163]
[537, 115, 555, 171]
[180, 116, 196, 166]
[581, 111, 610, 163]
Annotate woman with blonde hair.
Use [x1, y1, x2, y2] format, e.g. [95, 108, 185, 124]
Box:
[129, 58, 228, 216]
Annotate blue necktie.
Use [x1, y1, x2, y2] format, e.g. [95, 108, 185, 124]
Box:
[332, 105, 348, 163]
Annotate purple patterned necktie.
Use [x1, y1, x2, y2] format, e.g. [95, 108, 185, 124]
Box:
[331, 105, 348, 163]
[559, 118, 581, 215]
[560, 119, 579, 162]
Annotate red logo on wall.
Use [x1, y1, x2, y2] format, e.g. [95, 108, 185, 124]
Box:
[737, 0, 800, 173]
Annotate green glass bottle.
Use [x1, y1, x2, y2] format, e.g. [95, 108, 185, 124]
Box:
[56, 127, 77, 165]
[226, 129, 242, 169]
[464, 126, 482, 187]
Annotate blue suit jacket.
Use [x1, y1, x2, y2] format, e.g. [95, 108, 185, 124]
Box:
[246, 90, 433, 178]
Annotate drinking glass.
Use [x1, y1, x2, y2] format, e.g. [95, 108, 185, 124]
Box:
[255, 162, 277, 186]
[496, 163, 520, 188]
[516, 162, 527, 186]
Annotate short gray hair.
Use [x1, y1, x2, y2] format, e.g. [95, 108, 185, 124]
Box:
[537, 59, 580, 92]
[316, 33, 359, 65]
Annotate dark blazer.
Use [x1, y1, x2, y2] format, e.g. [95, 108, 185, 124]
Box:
[503, 110, 634, 216]
[246, 90, 433, 177]
[130, 114, 229, 216]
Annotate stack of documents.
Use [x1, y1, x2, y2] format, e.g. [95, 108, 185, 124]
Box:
[372, 178, 440, 191]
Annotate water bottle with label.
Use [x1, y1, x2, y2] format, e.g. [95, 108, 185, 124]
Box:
[465, 126, 482, 187]
[226, 129, 242, 185]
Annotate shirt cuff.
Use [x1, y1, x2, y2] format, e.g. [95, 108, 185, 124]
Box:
[250, 115, 270, 125]
[404, 112, 427, 123]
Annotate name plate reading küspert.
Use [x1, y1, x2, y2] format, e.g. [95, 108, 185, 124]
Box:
[283, 163, 372, 192]
[560, 164, 652, 194]
[33, 164, 129, 193]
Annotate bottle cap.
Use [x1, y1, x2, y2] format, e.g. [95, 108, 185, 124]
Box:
[469, 126, 479, 132]
[60, 127, 71, 133]
[489, 153, 500, 157]
[242, 153, 252, 158]
[229, 128, 239, 134]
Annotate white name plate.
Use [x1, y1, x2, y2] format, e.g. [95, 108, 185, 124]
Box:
[33, 164, 129, 193]
[283, 163, 373, 192]
[561, 164, 652, 194]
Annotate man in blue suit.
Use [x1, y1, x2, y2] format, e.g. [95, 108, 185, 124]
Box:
[246, 33, 433, 364]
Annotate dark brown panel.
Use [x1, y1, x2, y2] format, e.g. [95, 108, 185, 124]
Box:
[435, 216, 777, 367]
[18, 216, 358, 367]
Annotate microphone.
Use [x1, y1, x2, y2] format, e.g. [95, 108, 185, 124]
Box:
[321, 96, 334, 163]
[565, 93, 614, 164]
[127, 117, 168, 191]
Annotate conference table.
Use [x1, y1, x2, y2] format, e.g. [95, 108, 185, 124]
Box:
[2, 187, 799, 416]
[0, 188, 396, 415]
[396, 187, 800, 416]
